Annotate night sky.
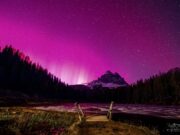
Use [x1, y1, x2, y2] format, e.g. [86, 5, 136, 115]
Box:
[0, 0, 180, 84]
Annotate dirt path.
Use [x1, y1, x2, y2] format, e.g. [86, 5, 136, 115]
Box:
[70, 121, 159, 135]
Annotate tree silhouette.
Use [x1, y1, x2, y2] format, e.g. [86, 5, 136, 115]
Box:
[0, 45, 179, 105]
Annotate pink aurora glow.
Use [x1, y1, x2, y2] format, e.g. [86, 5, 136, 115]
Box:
[0, 0, 179, 84]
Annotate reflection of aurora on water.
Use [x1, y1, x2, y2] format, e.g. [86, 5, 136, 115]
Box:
[34, 103, 180, 119]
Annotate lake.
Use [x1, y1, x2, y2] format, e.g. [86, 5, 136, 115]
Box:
[34, 103, 180, 119]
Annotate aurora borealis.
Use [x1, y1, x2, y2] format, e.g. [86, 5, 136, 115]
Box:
[0, 0, 180, 84]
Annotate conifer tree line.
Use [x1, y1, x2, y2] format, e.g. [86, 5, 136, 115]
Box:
[70, 68, 180, 104]
[0, 46, 69, 100]
[0, 46, 179, 105]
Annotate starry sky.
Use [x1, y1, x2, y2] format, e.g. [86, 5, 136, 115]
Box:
[0, 0, 180, 84]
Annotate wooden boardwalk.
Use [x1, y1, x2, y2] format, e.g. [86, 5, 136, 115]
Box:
[86, 115, 109, 122]
[75, 101, 113, 122]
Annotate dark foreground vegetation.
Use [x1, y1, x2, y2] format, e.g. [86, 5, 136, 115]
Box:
[0, 45, 179, 105]
[112, 112, 179, 135]
[0, 107, 77, 135]
[75, 121, 159, 135]
[0, 107, 159, 135]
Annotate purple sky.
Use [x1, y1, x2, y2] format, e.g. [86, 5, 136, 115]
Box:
[0, 0, 180, 84]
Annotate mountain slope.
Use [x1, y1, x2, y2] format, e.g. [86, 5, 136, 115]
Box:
[88, 71, 128, 89]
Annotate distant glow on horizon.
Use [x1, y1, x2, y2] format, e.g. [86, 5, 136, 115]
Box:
[0, 0, 180, 84]
[58, 63, 89, 84]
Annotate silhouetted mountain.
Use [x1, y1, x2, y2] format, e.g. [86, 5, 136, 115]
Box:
[71, 68, 180, 104]
[0, 45, 179, 105]
[88, 71, 128, 89]
[70, 84, 90, 90]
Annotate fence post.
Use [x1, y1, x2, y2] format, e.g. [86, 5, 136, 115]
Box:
[107, 101, 114, 120]
[75, 102, 84, 122]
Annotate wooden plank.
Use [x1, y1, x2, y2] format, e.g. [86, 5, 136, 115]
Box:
[86, 115, 109, 122]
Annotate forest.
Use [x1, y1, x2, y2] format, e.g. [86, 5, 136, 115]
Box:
[0, 46, 70, 105]
[75, 68, 180, 104]
[0, 46, 179, 105]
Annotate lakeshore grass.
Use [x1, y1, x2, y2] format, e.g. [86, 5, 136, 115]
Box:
[0, 107, 78, 135]
[0, 107, 159, 135]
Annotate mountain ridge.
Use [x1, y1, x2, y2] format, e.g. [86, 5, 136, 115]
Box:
[87, 70, 128, 89]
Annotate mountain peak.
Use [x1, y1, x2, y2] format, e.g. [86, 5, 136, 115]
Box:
[88, 71, 128, 89]
[105, 70, 113, 74]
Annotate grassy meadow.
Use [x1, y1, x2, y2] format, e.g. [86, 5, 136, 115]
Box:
[0, 107, 78, 135]
[0, 107, 159, 135]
